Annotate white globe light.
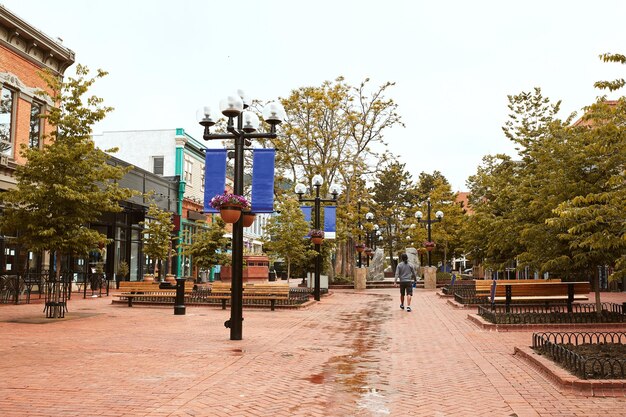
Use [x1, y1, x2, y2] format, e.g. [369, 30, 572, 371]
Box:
[219, 94, 244, 118]
[415, 211, 423, 219]
[294, 183, 306, 195]
[241, 111, 260, 133]
[436, 210, 444, 219]
[262, 101, 286, 125]
[312, 174, 324, 186]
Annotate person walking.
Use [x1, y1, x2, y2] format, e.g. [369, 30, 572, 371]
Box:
[394, 253, 417, 312]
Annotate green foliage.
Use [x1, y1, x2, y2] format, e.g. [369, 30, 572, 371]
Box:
[369, 161, 416, 265]
[140, 203, 174, 275]
[0, 65, 133, 261]
[117, 261, 129, 279]
[179, 217, 230, 270]
[462, 54, 626, 284]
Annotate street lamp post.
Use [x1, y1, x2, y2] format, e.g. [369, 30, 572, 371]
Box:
[415, 197, 444, 267]
[199, 91, 285, 340]
[357, 201, 362, 268]
[365, 212, 374, 267]
[296, 177, 339, 302]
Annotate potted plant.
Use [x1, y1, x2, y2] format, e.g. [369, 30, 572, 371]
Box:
[355, 243, 366, 253]
[210, 191, 251, 224]
[116, 260, 129, 289]
[309, 229, 324, 245]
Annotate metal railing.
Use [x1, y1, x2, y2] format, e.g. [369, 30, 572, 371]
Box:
[479, 303, 626, 324]
[532, 331, 626, 379]
[442, 281, 474, 295]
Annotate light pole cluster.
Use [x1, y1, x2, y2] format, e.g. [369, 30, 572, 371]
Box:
[364, 212, 379, 266]
[199, 90, 285, 341]
[295, 176, 340, 301]
[415, 197, 444, 267]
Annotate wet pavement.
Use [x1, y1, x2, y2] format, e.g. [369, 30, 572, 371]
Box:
[1, 288, 625, 416]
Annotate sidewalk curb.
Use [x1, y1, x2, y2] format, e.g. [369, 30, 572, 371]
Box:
[514, 346, 626, 397]
[467, 314, 626, 332]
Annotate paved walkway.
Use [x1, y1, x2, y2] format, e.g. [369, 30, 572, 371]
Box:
[1, 288, 625, 417]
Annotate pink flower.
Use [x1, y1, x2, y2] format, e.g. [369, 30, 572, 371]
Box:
[210, 192, 251, 210]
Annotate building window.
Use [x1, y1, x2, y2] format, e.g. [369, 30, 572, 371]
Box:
[29, 102, 42, 148]
[0, 87, 15, 155]
[200, 164, 205, 192]
[184, 157, 193, 183]
[152, 156, 164, 175]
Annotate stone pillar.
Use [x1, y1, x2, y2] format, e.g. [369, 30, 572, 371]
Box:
[423, 266, 437, 290]
[354, 268, 367, 290]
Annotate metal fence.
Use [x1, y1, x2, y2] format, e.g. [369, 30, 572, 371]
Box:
[532, 331, 626, 379]
[478, 303, 626, 324]
[0, 270, 111, 305]
[184, 286, 312, 308]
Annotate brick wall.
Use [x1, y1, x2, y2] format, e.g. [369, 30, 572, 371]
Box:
[0, 46, 55, 165]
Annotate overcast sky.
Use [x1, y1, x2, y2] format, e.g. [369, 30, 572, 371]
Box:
[4, 0, 625, 190]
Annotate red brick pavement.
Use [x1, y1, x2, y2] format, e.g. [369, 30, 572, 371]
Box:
[0, 289, 625, 416]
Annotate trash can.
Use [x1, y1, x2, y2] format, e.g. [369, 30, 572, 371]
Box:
[268, 271, 276, 282]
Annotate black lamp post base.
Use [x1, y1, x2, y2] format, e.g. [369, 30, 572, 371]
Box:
[174, 305, 186, 315]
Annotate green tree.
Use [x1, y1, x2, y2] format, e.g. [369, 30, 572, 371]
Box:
[268, 77, 404, 277]
[140, 203, 174, 279]
[263, 196, 315, 279]
[547, 88, 626, 295]
[0, 65, 133, 317]
[370, 161, 417, 271]
[179, 217, 230, 273]
[416, 174, 466, 269]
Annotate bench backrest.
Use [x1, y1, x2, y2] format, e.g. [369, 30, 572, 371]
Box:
[244, 283, 290, 295]
[475, 279, 561, 294]
[495, 281, 590, 297]
[119, 281, 195, 292]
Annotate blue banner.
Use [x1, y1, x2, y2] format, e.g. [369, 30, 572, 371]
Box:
[251, 149, 275, 213]
[301, 206, 312, 225]
[203, 149, 227, 213]
[324, 206, 336, 239]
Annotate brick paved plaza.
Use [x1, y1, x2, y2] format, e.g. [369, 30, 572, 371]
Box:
[1, 288, 625, 417]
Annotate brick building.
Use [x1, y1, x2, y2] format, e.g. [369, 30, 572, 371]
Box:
[0, 5, 75, 185]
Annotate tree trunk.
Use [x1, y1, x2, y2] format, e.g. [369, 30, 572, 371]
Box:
[286, 256, 291, 280]
[593, 268, 602, 317]
[53, 253, 62, 319]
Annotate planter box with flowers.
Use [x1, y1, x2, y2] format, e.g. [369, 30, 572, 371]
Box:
[309, 229, 324, 245]
[210, 192, 251, 224]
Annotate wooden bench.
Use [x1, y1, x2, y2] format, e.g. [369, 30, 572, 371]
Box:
[116, 281, 195, 307]
[478, 280, 589, 312]
[474, 279, 562, 297]
[206, 282, 290, 311]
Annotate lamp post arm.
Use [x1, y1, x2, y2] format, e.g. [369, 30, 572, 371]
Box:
[204, 132, 277, 140]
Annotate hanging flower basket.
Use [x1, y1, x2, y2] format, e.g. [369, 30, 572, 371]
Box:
[355, 243, 366, 253]
[423, 241, 436, 252]
[210, 192, 251, 224]
[364, 247, 373, 256]
[219, 206, 242, 224]
[309, 229, 324, 245]
[242, 211, 256, 227]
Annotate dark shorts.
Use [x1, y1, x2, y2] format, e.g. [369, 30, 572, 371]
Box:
[399, 281, 413, 296]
